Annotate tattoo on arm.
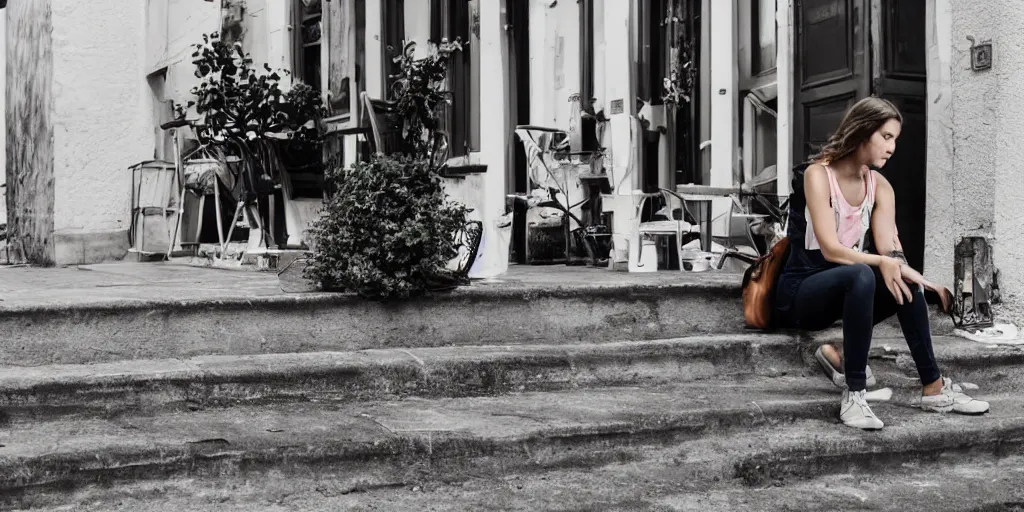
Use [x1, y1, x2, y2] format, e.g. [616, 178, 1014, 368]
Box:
[888, 250, 908, 265]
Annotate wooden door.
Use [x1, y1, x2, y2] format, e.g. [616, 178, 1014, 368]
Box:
[793, 0, 871, 162]
[873, 0, 927, 270]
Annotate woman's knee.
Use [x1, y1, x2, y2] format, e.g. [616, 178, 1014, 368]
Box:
[846, 263, 876, 297]
[903, 287, 927, 309]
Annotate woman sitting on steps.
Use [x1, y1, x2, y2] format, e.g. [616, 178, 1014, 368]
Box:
[773, 96, 989, 430]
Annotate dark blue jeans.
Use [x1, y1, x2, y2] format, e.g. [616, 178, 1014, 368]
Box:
[782, 263, 942, 392]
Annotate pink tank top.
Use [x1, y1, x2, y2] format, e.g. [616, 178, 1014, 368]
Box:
[805, 165, 876, 252]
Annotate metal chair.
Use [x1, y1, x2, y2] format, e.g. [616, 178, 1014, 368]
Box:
[635, 188, 702, 271]
[715, 165, 790, 269]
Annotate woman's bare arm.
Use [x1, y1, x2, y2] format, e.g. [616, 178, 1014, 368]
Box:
[805, 164, 886, 267]
[871, 171, 904, 259]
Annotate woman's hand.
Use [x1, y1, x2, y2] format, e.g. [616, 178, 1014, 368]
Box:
[900, 265, 928, 289]
[901, 265, 955, 314]
[880, 256, 913, 305]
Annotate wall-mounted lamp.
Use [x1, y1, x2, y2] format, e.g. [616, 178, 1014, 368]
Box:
[967, 35, 993, 71]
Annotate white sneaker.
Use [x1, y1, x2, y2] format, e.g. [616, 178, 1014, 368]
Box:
[920, 377, 990, 415]
[840, 389, 885, 430]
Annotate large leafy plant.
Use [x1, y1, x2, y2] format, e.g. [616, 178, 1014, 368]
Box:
[304, 154, 469, 299]
[305, 38, 472, 299]
[177, 32, 326, 145]
[387, 40, 463, 157]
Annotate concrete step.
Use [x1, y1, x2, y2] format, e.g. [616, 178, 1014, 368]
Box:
[25, 441, 1024, 511]
[1, 263, 945, 367]
[0, 268, 747, 366]
[0, 375, 1019, 506]
[24, 456, 1024, 512]
[1, 335, 1018, 423]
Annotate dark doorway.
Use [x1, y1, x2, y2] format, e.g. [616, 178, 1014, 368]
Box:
[671, 0, 702, 186]
[873, 0, 927, 271]
[508, 0, 531, 263]
[793, 0, 927, 270]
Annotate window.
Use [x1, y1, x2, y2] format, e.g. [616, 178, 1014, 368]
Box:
[739, 0, 778, 185]
[382, 0, 480, 156]
[740, 0, 777, 89]
[467, 0, 481, 152]
[294, 0, 323, 91]
[637, 0, 668, 105]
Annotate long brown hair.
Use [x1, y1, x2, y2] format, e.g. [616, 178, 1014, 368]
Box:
[811, 96, 903, 164]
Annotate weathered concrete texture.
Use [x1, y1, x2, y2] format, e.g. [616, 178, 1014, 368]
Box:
[0, 335, 804, 421]
[925, 0, 955, 285]
[0, 379, 1018, 507]
[29, 454, 1024, 511]
[929, 0, 1024, 326]
[0, 264, 746, 366]
[0, 333, 1017, 424]
[5, 0, 56, 265]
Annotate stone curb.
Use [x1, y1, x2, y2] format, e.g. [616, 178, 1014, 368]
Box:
[0, 335, 799, 420]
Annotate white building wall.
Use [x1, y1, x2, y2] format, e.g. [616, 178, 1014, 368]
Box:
[49, 0, 153, 262]
[146, 0, 222, 103]
[927, 0, 1024, 326]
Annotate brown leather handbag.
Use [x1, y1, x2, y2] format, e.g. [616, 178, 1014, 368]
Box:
[741, 236, 791, 329]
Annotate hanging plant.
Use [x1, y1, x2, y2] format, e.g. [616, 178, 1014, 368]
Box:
[662, 11, 698, 107]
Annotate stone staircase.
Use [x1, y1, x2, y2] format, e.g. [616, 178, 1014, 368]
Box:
[1, 265, 1023, 511]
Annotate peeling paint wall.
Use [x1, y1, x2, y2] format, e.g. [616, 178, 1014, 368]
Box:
[6, 0, 56, 264]
[927, 0, 1024, 325]
[146, 0, 223, 105]
[51, 0, 151, 250]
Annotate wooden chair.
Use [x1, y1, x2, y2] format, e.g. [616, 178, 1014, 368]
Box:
[361, 91, 407, 156]
[361, 91, 450, 171]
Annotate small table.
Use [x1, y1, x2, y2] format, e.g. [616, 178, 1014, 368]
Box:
[674, 184, 743, 252]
